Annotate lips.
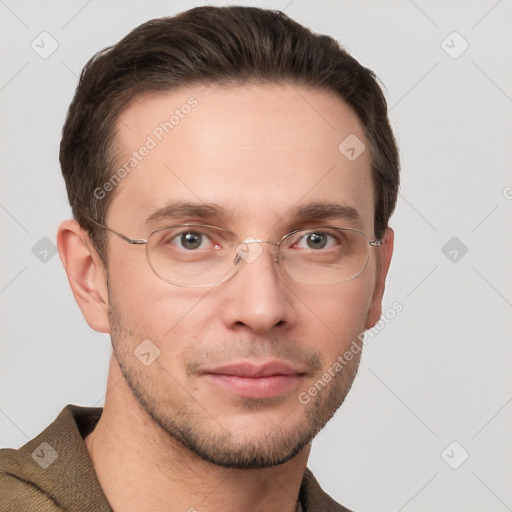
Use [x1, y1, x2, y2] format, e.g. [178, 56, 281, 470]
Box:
[201, 361, 306, 399]
[204, 361, 305, 378]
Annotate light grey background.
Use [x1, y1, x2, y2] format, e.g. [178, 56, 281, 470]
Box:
[1, 1, 511, 511]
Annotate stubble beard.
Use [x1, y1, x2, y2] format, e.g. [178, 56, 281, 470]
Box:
[107, 291, 362, 470]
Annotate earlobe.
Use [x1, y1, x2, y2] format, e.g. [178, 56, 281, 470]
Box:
[57, 220, 110, 333]
[365, 227, 394, 329]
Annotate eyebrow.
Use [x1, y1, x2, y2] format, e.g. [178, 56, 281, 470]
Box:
[146, 201, 229, 225]
[146, 200, 363, 229]
[287, 201, 363, 228]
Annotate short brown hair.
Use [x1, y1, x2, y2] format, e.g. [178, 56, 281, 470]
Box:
[60, 5, 400, 264]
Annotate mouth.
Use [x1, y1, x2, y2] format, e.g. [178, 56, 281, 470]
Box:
[201, 361, 307, 400]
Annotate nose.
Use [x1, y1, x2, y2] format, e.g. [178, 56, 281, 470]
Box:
[219, 240, 295, 334]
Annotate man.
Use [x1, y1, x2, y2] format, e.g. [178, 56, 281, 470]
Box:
[1, 5, 399, 511]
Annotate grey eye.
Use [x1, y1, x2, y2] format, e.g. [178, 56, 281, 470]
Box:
[179, 231, 203, 250]
[305, 232, 328, 249]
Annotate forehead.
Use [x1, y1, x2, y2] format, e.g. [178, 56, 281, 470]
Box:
[108, 83, 375, 234]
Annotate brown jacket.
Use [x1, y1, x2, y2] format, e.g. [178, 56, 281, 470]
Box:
[0, 405, 354, 511]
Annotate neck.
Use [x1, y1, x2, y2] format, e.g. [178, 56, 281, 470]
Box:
[84, 356, 309, 512]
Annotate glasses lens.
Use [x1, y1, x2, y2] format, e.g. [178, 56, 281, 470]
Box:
[146, 225, 372, 287]
[279, 227, 370, 285]
[147, 225, 238, 287]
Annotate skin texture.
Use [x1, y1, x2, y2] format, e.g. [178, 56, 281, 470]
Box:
[57, 83, 394, 512]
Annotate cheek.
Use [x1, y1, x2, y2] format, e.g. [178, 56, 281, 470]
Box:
[106, 246, 200, 340]
[107, 264, 219, 374]
[300, 272, 376, 355]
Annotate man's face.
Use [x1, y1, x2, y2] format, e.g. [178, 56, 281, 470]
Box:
[103, 83, 384, 468]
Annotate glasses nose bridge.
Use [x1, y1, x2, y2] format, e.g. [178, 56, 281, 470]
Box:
[234, 237, 282, 267]
[242, 238, 278, 248]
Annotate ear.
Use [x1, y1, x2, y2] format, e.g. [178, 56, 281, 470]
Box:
[365, 227, 394, 329]
[57, 220, 110, 333]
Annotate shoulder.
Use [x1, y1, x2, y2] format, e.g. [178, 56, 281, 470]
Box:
[0, 447, 62, 512]
[0, 404, 106, 512]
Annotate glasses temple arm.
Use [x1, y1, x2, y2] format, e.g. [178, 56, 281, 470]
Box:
[87, 217, 148, 245]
